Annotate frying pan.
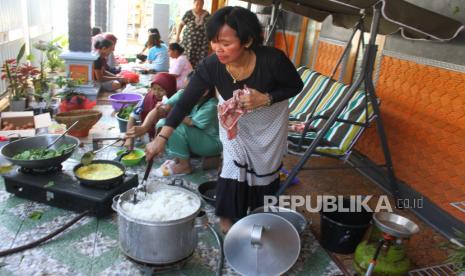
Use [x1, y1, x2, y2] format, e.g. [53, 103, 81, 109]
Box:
[1, 134, 80, 169]
[197, 181, 217, 206]
[73, 160, 126, 189]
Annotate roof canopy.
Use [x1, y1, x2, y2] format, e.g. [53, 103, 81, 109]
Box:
[244, 0, 464, 41]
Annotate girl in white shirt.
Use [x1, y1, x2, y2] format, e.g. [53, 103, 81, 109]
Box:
[168, 43, 193, 90]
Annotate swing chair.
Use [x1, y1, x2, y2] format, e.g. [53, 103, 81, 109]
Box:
[243, 0, 464, 203]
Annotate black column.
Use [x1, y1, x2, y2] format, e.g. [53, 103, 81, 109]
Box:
[68, 0, 91, 52]
[94, 0, 108, 32]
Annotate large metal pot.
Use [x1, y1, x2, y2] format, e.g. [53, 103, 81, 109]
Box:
[0, 134, 80, 169]
[112, 184, 202, 264]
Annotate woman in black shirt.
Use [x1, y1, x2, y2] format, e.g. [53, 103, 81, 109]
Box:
[145, 6, 303, 233]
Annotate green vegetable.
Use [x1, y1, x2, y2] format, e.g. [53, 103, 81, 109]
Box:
[117, 105, 136, 120]
[29, 211, 43, 220]
[13, 144, 74, 160]
[44, 181, 54, 188]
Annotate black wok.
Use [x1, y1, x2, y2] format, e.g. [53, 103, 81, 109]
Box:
[198, 181, 217, 206]
[74, 160, 126, 189]
[0, 134, 80, 169]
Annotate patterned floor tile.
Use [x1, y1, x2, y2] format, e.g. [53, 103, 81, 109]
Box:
[0, 190, 11, 205]
[1, 248, 84, 276]
[6, 201, 51, 220]
[98, 257, 142, 276]
[73, 232, 118, 258]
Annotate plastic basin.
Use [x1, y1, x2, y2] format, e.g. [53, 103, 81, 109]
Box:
[108, 93, 143, 111]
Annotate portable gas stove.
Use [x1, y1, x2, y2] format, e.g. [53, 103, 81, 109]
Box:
[126, 253, 194, 274]
[3, 159, 138, 217]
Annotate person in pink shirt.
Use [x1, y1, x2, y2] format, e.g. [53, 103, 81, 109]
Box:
[168, 43, 193, 90]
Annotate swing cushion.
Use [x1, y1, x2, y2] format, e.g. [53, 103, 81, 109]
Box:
[288, 67, 375, 156]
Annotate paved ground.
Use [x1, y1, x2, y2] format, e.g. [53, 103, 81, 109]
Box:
[0, 105, 342, 276]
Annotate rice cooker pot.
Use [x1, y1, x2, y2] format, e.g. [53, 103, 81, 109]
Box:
[113, 185, 202, 264]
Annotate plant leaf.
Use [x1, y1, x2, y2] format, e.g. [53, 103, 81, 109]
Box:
[44, 181, 54, 188]
[28, 210, 43, 220]
[16, 44, 26, 64]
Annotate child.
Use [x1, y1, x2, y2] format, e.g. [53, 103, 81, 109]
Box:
[168, 43, 192, 90]
[124, 72, 176, 148]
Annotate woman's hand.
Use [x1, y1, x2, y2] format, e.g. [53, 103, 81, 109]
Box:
[123, 138, 134, 149]
[125, 125, 148, 138]
[239, 88, 270, 110]
[145, 136, 167, 161]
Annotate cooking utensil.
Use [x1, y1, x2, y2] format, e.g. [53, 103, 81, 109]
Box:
[116, 145, 134, 163]
[224, 213, 300, 276]
[112, 184, 202, 264]
[251, 206, 308, 234]
[73, 160, 126, 189]
[197, 181, 217, 205]
[81, 138, 124, 165]
[373, 212, 419, 238]
[1, 134, 80, 169]
[132, 158, 154, 204]
[45, 120, 79, 149]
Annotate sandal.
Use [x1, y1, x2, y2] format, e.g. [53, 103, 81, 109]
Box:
[154, 160, 189, 177]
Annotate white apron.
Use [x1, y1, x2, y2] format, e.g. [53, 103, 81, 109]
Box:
[217, 93, 289, 186]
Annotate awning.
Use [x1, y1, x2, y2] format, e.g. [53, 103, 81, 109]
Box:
[244, 0, 464, 41]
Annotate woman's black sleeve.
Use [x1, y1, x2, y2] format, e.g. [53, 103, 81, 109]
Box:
[164, 59, 212, 128]
[268, 50, 303, 103]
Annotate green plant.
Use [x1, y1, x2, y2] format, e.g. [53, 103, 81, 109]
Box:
[54, 77, 87, 105]
[117, 105, 136, 120]
[33, 36, 66, 72]
[444, 230, 465, 273]
[1, 44, 40, 100]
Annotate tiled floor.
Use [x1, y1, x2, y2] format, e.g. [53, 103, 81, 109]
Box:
[0, 102, 458, 275]
[0, 111, 342, 275]
[283, 154, 456, 274]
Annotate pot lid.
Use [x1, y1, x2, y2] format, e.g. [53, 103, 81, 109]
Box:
[224, 213, 300, 276]
[373, 212, 419, 238]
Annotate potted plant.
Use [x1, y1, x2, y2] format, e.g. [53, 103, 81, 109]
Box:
[447, 230, 465, 274]
[1, 44, 40, 111]
[30, 60, 56, 115]
[55, 76, 96, 112]
[33, 37, 66, 73]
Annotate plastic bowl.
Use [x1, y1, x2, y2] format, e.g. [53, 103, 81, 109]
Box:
[108, 93, 143, 111]
[116, 148, 145, 166]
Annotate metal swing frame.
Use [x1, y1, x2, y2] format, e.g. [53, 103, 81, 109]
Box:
[277, 2, 402, 205]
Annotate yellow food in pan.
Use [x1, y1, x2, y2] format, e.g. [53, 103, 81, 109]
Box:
[76, 163, 123, 180]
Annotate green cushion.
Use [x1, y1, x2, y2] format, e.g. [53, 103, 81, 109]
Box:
[288, 68, 374, 156]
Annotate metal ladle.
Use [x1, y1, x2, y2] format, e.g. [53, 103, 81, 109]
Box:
[132, 158, 154, 204]
[80, 138, 124, 165]
[46, 120, 80, 149]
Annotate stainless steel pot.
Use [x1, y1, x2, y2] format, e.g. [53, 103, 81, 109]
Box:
[112, 184, 202, 264]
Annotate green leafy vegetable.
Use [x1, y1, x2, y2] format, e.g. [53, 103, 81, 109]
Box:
[44, 181, 54, 188]
[29, 211, 43, 220]
[13, 144, 74, 160]
[117, 105, 136, 120]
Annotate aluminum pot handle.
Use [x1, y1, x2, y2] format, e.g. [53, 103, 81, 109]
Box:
[251, 224, 264, 247]
[112, 194, 121, 212]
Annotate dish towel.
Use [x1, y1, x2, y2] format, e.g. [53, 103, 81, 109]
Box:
[218, 87, 250, 140]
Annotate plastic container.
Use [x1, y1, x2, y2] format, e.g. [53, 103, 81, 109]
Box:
[108, 93, 143, 111]
[116, 149, 145, 166]
[320, 197, 372, 254]
[116, 116, 128, 133]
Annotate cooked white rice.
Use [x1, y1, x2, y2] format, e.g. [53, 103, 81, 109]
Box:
[121, 189, 200, 222]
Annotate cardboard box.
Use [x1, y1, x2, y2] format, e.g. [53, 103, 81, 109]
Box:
[0, 111, 52, 137]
